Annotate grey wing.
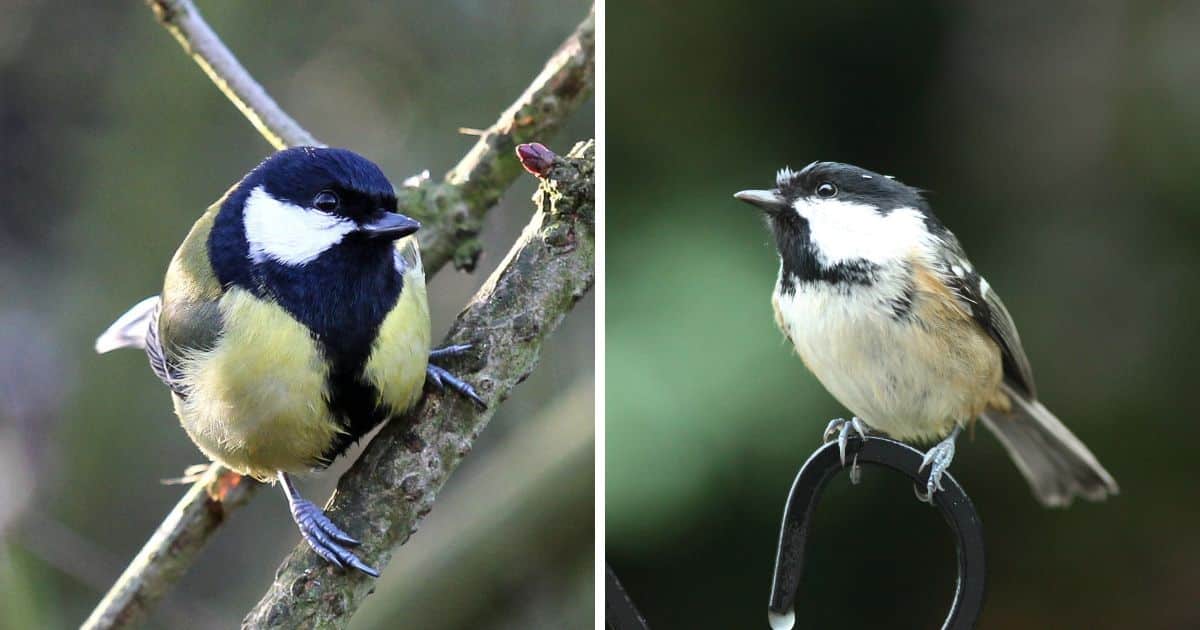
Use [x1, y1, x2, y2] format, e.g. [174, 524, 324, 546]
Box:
[143, 298, 189, 397]
[977, 285, 1037, 397]
[938, 244, 1038, 398]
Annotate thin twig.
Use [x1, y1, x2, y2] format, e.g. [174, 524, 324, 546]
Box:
[403, 7, 595, 274]
[84, 5, 594, 629]
[145, 0, 319, 149]
[17, 511, 227, 629]
[244, 139, 595, 629]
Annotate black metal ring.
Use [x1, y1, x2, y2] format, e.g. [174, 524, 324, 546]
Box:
[768, 435, 986, 630]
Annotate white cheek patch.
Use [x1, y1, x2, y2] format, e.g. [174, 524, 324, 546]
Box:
[791, 198, 932, 266]
[242, 186, 356, 266]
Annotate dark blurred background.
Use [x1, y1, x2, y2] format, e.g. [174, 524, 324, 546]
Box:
[0, 2, 593, 628]
[608, 1, 1199, 628]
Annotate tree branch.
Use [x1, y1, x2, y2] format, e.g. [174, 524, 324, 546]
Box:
[145, 0, 319, 149]
[349, 378, 593, 628]
[84, 5, 594, 628]
[81, 466, 254, 630]
[244, 140, 595, 628]
[400, 8, 595, 274]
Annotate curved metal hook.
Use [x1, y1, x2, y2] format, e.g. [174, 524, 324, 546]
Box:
[606, 564, 650, 630]
[768, 435, 986, 630]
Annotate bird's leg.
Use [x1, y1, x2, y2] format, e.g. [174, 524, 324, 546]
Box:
[426, 343, 486, 408]
[822, 417, 869, 482]
[914, 425, 963, 504]
[278, 472, 379, 577]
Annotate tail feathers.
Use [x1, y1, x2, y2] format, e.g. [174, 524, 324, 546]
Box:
[95, 296, 160, 354]
[981, 383, 1118, 508]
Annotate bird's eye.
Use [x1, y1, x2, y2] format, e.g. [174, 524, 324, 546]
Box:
[313, 190, 339, 212]
[815, 182, 838, 198]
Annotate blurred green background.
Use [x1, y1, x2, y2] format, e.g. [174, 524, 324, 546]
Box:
[608, 1, 1199, 628]
[0, 2, 593, 629]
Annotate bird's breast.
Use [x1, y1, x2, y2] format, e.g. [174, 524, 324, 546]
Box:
[173, 287, 342, 479]
[773, 267, 1002, 442]
[172, 263, 433, 479]
[362, 265, 431, 417]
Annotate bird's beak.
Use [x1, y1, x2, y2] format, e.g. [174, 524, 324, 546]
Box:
[360, 212, 420, 240]
[734, 189, 788, 214]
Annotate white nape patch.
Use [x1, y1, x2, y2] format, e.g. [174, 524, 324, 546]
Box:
[790, 198, 933, 266]
[979, 276, 991, 297]
[242, 186, 356, 266]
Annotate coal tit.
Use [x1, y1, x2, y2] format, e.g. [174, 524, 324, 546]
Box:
[736, 161, 1117, 506]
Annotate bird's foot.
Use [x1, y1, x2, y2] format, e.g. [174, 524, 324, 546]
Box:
[159, 463, 211, 485]
[429, 343, 472, 361]
[822, 417, 868, 465]
[914, 426, 962, 504]
[279, 473, 378, 577]
[822, 417, 868, 483]
[427, 344, 486, 409]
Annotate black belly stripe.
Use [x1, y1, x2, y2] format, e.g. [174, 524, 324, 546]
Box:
[210, 205, 406, 465]
[319, 359, 395, 464]
[256, 243, 405, 464]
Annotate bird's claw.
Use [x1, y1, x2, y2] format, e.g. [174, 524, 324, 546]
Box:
[429, 343, 472, 360]
[160, 462, 211, 485]
[914, 432, 958, 504]
[822, 417, 867, 483]
[848, 453, 862, 485]
[427, 344, 486, 409]
[290, 497, 379, 578]
[822, 417, 867, 467]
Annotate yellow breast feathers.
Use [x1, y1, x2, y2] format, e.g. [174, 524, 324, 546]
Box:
[363, 238, 431, 416]
[174, 287, 339, 480]
[172, 238, 431, 481]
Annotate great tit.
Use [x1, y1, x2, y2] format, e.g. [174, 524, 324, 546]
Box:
[96, 147, 483, 576]
[735, 161, 1118, 506]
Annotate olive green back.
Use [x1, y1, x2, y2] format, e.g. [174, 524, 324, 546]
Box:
[159, 202, 225, 364]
